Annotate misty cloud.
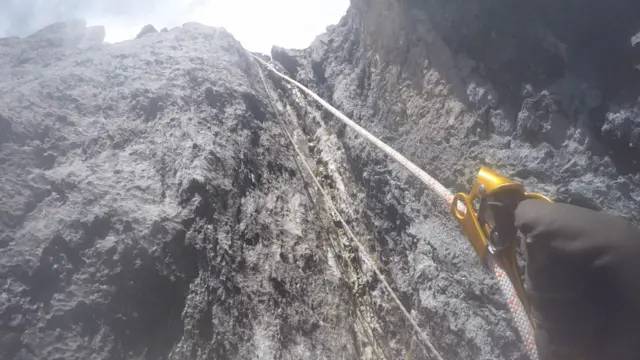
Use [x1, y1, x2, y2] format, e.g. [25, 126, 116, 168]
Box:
[0, 0, 349, 54]
[0, 0, 182, 37]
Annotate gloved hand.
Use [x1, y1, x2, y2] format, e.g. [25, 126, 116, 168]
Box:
[515, 199, 640, 360]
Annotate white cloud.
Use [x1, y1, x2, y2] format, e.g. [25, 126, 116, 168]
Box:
[90, 0, 349, 53]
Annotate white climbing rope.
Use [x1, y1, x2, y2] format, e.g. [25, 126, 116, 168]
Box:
[254, 58, 445, 360]
[250, 55, 454, 213]
[250, 54, 538, 360]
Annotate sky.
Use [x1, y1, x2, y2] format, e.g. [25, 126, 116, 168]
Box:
[0, 0, 350, 53]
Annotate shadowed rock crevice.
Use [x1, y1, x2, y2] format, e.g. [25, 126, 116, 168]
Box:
[104, 245, 195, 360]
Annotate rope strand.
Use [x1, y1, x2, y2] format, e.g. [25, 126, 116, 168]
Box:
[250, 52, 538, 360]
[251, 55, 454, 212]
[254, 57, 445, 360]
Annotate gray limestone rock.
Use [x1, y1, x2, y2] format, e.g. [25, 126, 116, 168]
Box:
[0, 22, 361, 360]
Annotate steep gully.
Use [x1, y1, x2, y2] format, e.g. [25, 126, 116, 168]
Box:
[1, 1, 640, 359]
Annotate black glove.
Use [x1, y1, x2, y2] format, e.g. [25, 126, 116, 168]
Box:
[515, 199, 640, 360]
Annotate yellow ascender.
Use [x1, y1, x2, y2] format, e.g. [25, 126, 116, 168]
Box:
[450, 167, 552, 325]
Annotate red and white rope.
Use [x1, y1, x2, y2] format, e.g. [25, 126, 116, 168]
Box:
[490, 257, 538, 359]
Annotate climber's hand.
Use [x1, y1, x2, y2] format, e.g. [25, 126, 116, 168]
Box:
[515, 199, 640, 360]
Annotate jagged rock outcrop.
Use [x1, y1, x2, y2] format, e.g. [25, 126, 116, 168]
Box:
[136, 25, 158, 39]
[0, 22, 370, 360]
[283, 0, 640, 219]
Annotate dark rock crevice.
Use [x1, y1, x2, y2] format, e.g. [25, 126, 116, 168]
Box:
[104, 245, 193, 360]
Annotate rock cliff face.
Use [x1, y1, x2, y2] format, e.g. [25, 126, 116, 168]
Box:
[282, 0, 640, 218]
[271, 0, 640, 358]
[0, 21, 367, 360]
[2, 1, 640, 360]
